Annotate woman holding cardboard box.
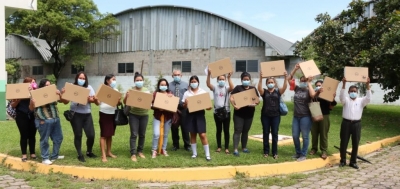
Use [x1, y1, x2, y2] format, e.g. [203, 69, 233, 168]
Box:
[182, 75, 212, 161]
[123, 72, 150, 162]
[151, 78, 174, 158]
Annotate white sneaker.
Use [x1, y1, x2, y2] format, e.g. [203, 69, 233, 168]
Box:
[151, 150, 157, 159]
[42, 159, 53, 165]
[51, 155, 65, 162]
[162, 150, 169, 157]
[191, 154, 197, 159]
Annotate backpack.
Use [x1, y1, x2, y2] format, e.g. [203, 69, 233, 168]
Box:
[6, 101, 17, 119]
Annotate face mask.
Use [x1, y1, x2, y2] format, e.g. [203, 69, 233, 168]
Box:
[77, 79, 85, 86]
[218, 80, 225, 87]
[159, 86, 168, 91]
[349, 92, 358, 99]
[299, 82, 307, 88]
[110, 80, 117, 88]
[135, 81, 144, 88]
[190, 83, 199, 89]
[31, 83, 37, 90]
[315, 86, 321, 91]
[267, 83, 274, 89]
[242, 80, 250, 87]
[173, 76, 181, 83]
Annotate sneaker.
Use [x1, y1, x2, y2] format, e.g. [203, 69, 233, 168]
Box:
[51, 155, 65, 162]
[151, 150, 157, 159]
[273, 154, 278, 159]
[205, 156, 211, 161]
[297, 156, 306, 162]
[242, 149, 250, 153]
[292, 154, 301, 159]
[77, 155, 86, 162]
[171, 147, 179, 151]
[233, 151, 239, 157]
[42, 159, 53, 165]
[162, 150, 169, 157]
[191, 154, 197, 159]
[86, 152, 97, 158]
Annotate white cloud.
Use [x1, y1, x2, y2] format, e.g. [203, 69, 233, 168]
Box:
[251, 12, 275, 21]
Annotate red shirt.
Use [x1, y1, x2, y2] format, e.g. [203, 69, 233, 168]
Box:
[152, 91, 174, 121]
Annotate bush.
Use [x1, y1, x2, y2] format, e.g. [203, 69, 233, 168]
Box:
[46, 74, 57, 84]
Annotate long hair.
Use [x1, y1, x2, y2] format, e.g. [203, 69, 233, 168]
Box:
[73, 71, 89, 88]
[188, 75, 200, 90]
[156, 78, 170, 92]
[266, 77, 279, 88]
[134, 72, 144, 81]
[38, 79, 49, 88]
[104, 74, 115, 85]
[23, 77, 34, 83]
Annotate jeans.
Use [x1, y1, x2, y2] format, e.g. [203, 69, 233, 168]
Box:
[35, 118, 63, 160]
[129, 114, 149, 155]
[292, 116, 312, 157]
[261, 115, 281, 155]
[152, 117, 172, 151]
[233, 115, 253, 150]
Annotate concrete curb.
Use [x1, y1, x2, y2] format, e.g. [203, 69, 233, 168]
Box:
[1, 135, 399, 182]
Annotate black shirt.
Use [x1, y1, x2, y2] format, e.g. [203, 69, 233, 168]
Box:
[316, 97, 337, 115]
[16, 99, 32, 114]
[261, 88, 280, 117]
[231, 85, 259, 119]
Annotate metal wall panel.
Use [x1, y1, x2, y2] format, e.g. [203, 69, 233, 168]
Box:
[87, 7, 264, 54]
[5, 35, 42, 60]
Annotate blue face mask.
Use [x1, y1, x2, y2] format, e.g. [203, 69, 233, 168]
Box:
[173, 76, 181, 83]
[315, 86, 321, 91]
[299, 82, 308, 88]
[190, 83, 199, 89]
[110, 80, 117, 88]
[159, 86, 168, 91]
[349, 92, 358, 99]
[135, 81, 144, 88]
[218, 80, 225, 87]
[267, 83, 275, 89]
[242, 80, 250, 87]
[77, 79, 85, 86]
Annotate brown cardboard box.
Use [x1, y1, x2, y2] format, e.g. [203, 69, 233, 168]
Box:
[260, 60, 286, 78]
[30, 84, 60, 107]
[232, 88, 259, 109]
[153, 92, 179, 112]
[344, 66, 369, 82]
[299, 60, 321, 77]
[62, 82, 90, 105]
[95, 84, 122, 107]
[125, 89, 153, 110]
[187, 93, 212, 113]
[6, 83, 31, 100]
[208, 58, 233, 78]
[319, 76, 340, 102]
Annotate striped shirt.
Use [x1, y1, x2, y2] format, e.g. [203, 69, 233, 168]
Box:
[34, 102, 59, 119]
[339, 89, 371, 120]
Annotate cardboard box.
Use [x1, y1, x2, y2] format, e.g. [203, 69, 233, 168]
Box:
[299, 60, 321, 77]
[153, 92, 180, 112]
[232, 88, 260, 109]
[95, 84, 122, 107]
[260, 60, 286, 78]
[344, 67, 369, 82]
[30, 84, 60, 107]
[187, 93, 212, 113]
[125, 89, 153, 110]
[62, 82, 90, 105]
[319, 76, 340, 102]
[208, 58, 233, 78]
[6, 83, 31, 100]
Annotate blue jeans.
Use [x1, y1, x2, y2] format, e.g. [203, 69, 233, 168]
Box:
[152, 117, 172, 151]
[292, 116, 312, 157]
[35, 118, 63, 160]
[261, 115, 281, 155]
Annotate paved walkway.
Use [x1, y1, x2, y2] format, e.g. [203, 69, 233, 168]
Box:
[0, 175, 31, 189]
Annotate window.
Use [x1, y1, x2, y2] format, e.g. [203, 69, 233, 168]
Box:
[71, 65, 84, 74]
[118, 63, 134, 73]
[172, 61, 191, 72]
[235, 60, 259, 72]
[32, 66, 43, 75]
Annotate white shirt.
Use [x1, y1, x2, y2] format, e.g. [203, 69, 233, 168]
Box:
[181, 87, 207, 102]
[339, 89, 371, 120]
[99, 88, 119, 114]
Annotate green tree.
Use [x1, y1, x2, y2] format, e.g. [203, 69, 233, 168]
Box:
[5, 59, 21, 84]
[295, 0, 400, 102]
[6, 0, 120, 81]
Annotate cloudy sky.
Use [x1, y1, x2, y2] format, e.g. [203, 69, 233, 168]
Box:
[94, 0, 353, 43]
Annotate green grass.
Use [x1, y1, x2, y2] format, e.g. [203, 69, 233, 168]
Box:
[1, 102, 400, 169]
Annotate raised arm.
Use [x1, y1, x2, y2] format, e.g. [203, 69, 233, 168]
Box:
[279, 71, 288, 95]
[123, 91, 129, 105]
[227, 72, 234, 92]
[307, 76, 319, 98]
[288, 63, 300, 84]
[258, 71, 264, 96]
[206, 68, 214, 91]
[361, 77, 371, 107]
[339, 77, 347, 104]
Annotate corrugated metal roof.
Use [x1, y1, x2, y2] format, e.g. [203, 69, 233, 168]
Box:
[113, 5, 293, 55]
[11, 34, 53, 62]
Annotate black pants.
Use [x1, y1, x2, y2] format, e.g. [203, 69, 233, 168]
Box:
[15, 112, 37, 155]
[340, 119, 361, 164]
[213, 113, 231, 149]
[70, 112, 95, 156]
[171, 108, 190, 149]
[233, 114, 253, 150]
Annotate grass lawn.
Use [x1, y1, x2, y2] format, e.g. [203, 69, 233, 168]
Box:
[1, 102, 400, 169]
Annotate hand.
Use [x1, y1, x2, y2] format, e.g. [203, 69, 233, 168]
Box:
[307, 76, 313, 82]
[88, 96, 94, 101]
[333, 92, 336, 98]
[61, 87, 66, 94]
[295, 63, 300, 70]
[233, 105, 239, 110]
[28, 86, 33, 91]
[125, 92, 130, 98]
[208, 68, 211, 75]
[206, 107, 212, 110]
[185, 99, 188, 105]
[167, 94, 173, 97]
[56, 90, 61, 95]
[259, 71, 263, 78]
[319, 87, 324, 93]
[30, 98, 36, 106]
[342, 77, 347, 83]
[366, 77, 370, 85]
[283, 71, 287, 77]
[227, 72, 232, 78]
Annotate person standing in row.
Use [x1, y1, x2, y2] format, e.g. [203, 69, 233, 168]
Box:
[309, 80, 337, 160]
[63, 71, 98, 162]
[206, 69, 234, 154]
[230, 72, 259, 157]
[169, 69, 191, 152]
[124, 72, 150, 162]
[339, 77, 371, 169]
[258, 71, 287, 159]
[182, 75, 212, 161]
